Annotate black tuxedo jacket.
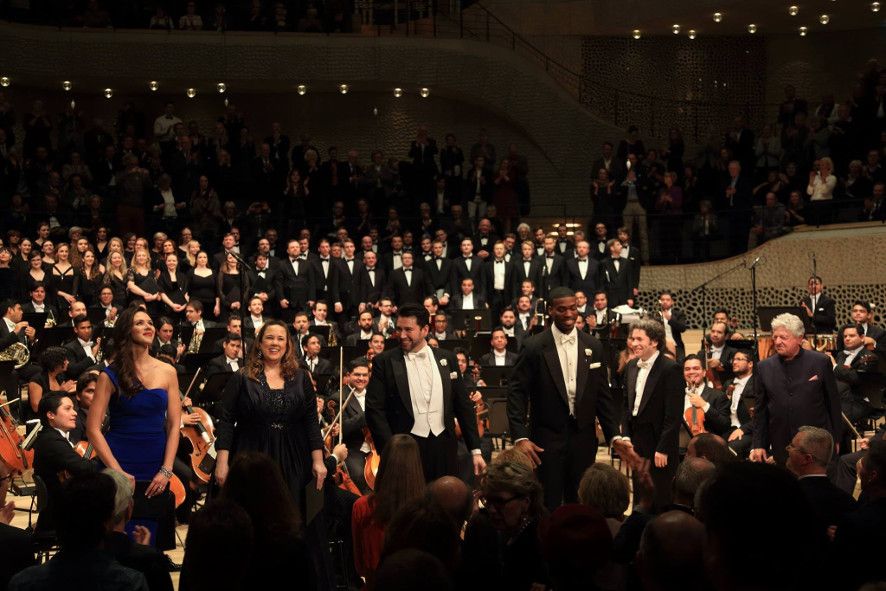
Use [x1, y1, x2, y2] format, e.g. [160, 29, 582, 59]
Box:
[303, 356, 333, 377]
[310, 257, 339, 302]
[425, 257, 454, 295]
[598, 257, 636, 307]
[510, 257, 544, 300]
[334, 258, 362, 310]
[804, 294, 837, 333]
[479, 350, 519, 367]
[508, 329, 617, 442]
[664, 308, 688, 352]
[472, 233, 499, 257]
[355, 265, 386, 306]
[386, 267, 431, 306]
[623, 354, 683, 458]
[588, 308, 621, 339]
[381, 252, 407, 276]
[0, 320, 27, 353]
[33, 427, 98, 531]
[863, 324, 886, 354]
[834, 348, 880, 399]
[723, 375, 756, 432]
[752, 349, 841, 463]
[451, 293, 487, 311]
[62, 339, 99, 379]
[539, 254, 568, 297]
[22, 302, 60, 322]
[277, 257, 316, 310]
[450, 256, 484, 298]
[249, 266, 280, 302]
[698, 344, 738, 384]
[341, 393, 368, 454]
[690, 385, 732, 437]
[480, 259, 514, 298]
[798, 475, 857, 530]
[205, 354, 239, 377]
[366, 346, 480, 454]
[565, 257, 599, 296]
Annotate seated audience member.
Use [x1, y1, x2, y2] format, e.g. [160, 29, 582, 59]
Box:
[179, 500, 254, 591]
[9, 472, 148, 590]
[832, 427, 886, 495]
[103, 469, 173, 591]
[219, 452, 314, 590]
[833, 440, 886, 590]
[785, 426, 856, 533]
[426, 476, 473, 530]
[696, 462, 830, 591]
[462, 457, 548, 591]
[32, 394, 99, 533]
[636, 511, 707, 591]
[682, 354, 731, 437]
[372, 549, 454, 591]
[478, 327, 518, 366]
[671, 457, 715, 514]
[538, 504, 613, 591]
[378, 496, 463, 580]
[577, 463, 630, 537]
[352, 434, 426, 586]
[685, 433, 736, 468]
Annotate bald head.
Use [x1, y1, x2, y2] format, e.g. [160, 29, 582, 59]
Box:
[673, 457, 715, 508]
[427, 476, 472, 525]
[638, 511, 706, 591]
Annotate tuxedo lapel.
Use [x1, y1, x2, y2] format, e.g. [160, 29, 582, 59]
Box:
[435, 352, 453, 419]
[391, 351, 413, 419]
[638, 356, 665, 416]
[542, 332, 569, 407]
[575, 333, 591, 407]
[626, 361, 638, 413]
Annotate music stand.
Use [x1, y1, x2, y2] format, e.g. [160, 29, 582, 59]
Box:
[757, 306, 813, 334]
[450, 309, 492, 332]
[22, 312, 47, 330]
[469, 332, 492, 361]
[182, 353, 215, 373]
[198, 328, 228, 354]
[86, 308, 106, 327]
[196, 372, 234, 408]
[319, 346, 339, 361]
[309, 325, 331, 341]
[34, 327, 69, 353]
[480, 366, 514, 386]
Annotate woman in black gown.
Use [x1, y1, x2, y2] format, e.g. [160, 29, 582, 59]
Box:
[185, 251, 219, 321]
[157, 252, 189, 321]
[216, 252, 245, 323]
[76, 250, 104, 308]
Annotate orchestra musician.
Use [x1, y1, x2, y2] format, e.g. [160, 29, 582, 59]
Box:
[340, 358, 372, 494]
[658, 291, 687, 361]
[699, 321, 738, 387]
[801, 275, 837, 334]
[830, 323, 881, 427]
[723, 350, 757, 458]
[682, 355, 731, 437]
[849, 300, 885, 355]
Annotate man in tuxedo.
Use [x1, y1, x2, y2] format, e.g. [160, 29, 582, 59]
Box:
[302, 334, 332, 377]
[249, 253, 279, 314]
[450, 238, 484, 300]
[591, 142, 623, 184]
[62, 315, 101, 379]
[344, 311, 375, 346]
[386, 252, 430, 307]
[381, 235, 406, 276]
[242, 297, 266, 337]
[23, 283, 59, 323]
[698, 321, 737, 386]
[510, 240, 543, 302]
[425, 240, 454, 306]
[355, 251, 385, 310]
[565, 240, 598, 297]
[89, 287, 119, 328]
[590, 223, 610, 262]
[336, 239, 364, 319]
[682, 355, 731, 437]
[310, 239, 339, 309]
[786, 426, 856, 531]
[481, 241, 513, 321]
[472, 218, 498, 261]
[205, 333, 243, 377]
[834, 323, 881, 426]
[801, 275, 837, 334]
[478, 328, 518, 367]
[498, 307, 525, 346]
[751, 313, 841, 465]
[724, 350, 756, 458]
[553, 224, 574, 258]
[598, 239, 637, 307]
[451, 278, 487, 311]
[658, 291, 687, 361]
[508, 287, 635, 509]
[720, 160, 754, 256]
[341, 358, 372, 494]
[622, 318, 683, 509]
[430, 312, 457, 342]
[277, 239, 316, 318]
[539, 236, 568, 299]
[850, 300, 886, 355]
[365, 304, 484, 481]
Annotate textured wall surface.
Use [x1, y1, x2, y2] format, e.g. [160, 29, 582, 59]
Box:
[636, 224, 886, 330]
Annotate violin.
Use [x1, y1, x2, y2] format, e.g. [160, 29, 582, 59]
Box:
[455, 391, 488, 439]
[703, 336, 723, 390]
[362, 426, 379, 491]
[179, 370, 217, 484]
[321, 387, 371, 495]
[684, 384, 707, 436]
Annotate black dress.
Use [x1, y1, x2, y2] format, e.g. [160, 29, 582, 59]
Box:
[0, 268, 15, 301]
[186, 269, 218, 320]
[104, 273, 128, 308]
[157, 270, 188, 319]
[76, 269, 103, 308]
[127, 269, 161, 317]
[217, 271, 243, 321]
[52, 264, 77, 315]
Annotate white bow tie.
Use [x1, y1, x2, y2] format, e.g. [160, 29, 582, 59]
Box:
[638, 360, 652, 369]
[560, 334, 575, 345]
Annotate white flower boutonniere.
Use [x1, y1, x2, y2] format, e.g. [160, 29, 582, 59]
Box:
[584, 348, 593, 359]
[440, 358, 448, 367]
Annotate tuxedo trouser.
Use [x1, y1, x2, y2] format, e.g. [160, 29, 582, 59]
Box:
[412, 431, 459, 483]
[537, 417, 597, 511]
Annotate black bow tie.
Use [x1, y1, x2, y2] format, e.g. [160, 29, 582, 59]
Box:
[345, 258, 354, 262]
[321, 257, 329, 261]
[495, 260, 504, 263]
[578, 258, 587, 262]
[404, 268, 412, 272]
[546, 255, 554, 259]
[367, 267, 375, 272]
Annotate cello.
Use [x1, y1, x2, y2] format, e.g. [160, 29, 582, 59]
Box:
[0, 395, 33, 487]
[321, 387, 363, 495]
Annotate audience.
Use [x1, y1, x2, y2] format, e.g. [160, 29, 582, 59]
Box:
[179, 500, 254, 591]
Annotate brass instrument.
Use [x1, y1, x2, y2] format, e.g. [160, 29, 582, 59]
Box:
[0, 342, 30, 369]
[327, 325, 338, 347]
[45, 309, 56, 328]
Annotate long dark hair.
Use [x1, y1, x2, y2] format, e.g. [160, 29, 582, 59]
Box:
[109, 304, 151, 396]
[244, 320, 300, 382]
[372, 434, 426, 526]
[219, 451, 301, 540]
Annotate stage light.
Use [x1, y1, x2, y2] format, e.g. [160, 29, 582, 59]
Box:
[713, 12, 723, 23]
[393, 87, 403, 97]
[297, 84, 306, 95]
[149, 80, 159, 91]
[103, 88, 113, 99]
[186, 88, 197, 98]
[216, 82, 227, 93]
[0, 77, 10, 87]
[747, 23, 757, 33]
[788, 6, 799, 16]
[420, 87, 430, 98]
[339, 84, 349, 94]
[819, 14, 830, 24]
[873, 2, 881, 13]
[631, 29, 641, 39]
[62, 80, 72, 91]
[688, 29, 697, 39]
[672, 24, 681, 34]
[799, 26, 808, 36]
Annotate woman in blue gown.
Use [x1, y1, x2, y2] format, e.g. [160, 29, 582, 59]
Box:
[87, 305, 182, 548]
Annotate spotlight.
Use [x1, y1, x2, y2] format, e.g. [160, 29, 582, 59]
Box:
[393, 87, 403, 97]
[747, 23, 757, 33]
[103, 88, 113, 99]
[0, 77, 10, 87]
[70, 100, 76, 109]
[712, 12, 723, 23]
[216, 82, 227, 94]
[799, 26, 808, 36]
[420, 87, 430, 98]
[672, 24, 681, 34]
[62, 80, 72, 91]
[873, 2, 881, 12]
[688, 29, 697, 39]
[631, 29, 641, 39]
[186, 88, 197, 98]
[339, 84, 349, 94]
[819, 14, 830, 24]
[788, 5, 799, 16]
[149, 80, 159, 91]
[297, 84, 306, 95]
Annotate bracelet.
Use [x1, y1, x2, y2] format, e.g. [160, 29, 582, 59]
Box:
[158, 466, 173, 478]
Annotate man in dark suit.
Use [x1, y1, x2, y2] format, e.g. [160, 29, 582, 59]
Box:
[723, 350, 757, 458]
[62, 314, 101, 379]
[598, 239, 637, 307]
[204, 333, 243, 377]
[336, 239, 364, 318]
[365, 304, 484, 482]
[450, 277, 487, 311]
[834, 323, 882, 425]
[720, 160, 754, 255]
[658, 291, 687, 361]
[565, 240, 598, 297]
[698, 321, 738, 386]
[478, 328, 519, 367]
[682, 355, 731, 437]
[510, 240, 543, 302]
[552, 224, 574, 258]
[430, 312, 457, 342]
[425, 240, 454, 306]
[751, 313, 841, 465]
[450, 238, 484, 300]
[480, 242, 513, 321]
[249, 253, 280, 315]
[508, 287, 636, 509]
[340, 358, 372, 494]
[354, 251, 386, 310]
[22, 283, 60, 324]
[850, 300, 886, 355]
[310, 239, 339, 309]
[539, 237, 568, 300]
[386, 252, 431, 307]
[277, 239, 316, 318]
[472, 218, 499, 260]
[302, 333, 332, 377]
[344, 311, 376, 346]
[801, 275, 837, 334]
[785, 426, 856, 531]
[622, 318, 684, 509]
[381, 235, 407, 277]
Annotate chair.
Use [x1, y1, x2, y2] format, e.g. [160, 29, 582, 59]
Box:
[30, 475, 59, 562]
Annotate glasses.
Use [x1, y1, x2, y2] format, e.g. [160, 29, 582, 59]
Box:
[481, 494, 523, 510]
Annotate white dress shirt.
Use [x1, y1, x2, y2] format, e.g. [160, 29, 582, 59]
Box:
[842, 345, 865, 367]
[78, 337, 96, 362]
[493, 349, 508, 366]
[461, 293, 475, 309]
[551, 323, 578, 415]
[710, 345, 724, 360]
[226, 357, 240, 372]
[493, 260, 506, 290]
[404, 345, 445, 438]
[632, 351, 660, 417]
[32, 302, 45, 313]
[250, 315, 264, 332]
[729, 374, 751, 427]
[683, 383, 710, 413]
[353, 390, 371, 453]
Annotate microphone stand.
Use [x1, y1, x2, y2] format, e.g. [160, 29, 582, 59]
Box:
[748, 257, 761, 360]
[688, 260, 746, 340]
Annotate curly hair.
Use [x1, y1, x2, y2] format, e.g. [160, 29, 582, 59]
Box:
[481, 456, 544, 519]
[244, 320, 300, 382]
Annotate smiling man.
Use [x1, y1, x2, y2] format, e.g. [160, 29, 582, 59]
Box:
[507, 286, 633, 510]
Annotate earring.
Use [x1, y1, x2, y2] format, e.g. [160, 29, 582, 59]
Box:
[258, 350, 263, 359]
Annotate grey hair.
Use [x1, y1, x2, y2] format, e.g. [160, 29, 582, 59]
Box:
[797, 426, 834, 467]
[103, 468, 134, 524]
[771, 313, 805, 338]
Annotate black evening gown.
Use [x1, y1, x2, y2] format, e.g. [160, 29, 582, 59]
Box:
[186, 270, 218, 320]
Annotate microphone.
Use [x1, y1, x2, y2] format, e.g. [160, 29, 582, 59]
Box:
[747, 256, 762, 269]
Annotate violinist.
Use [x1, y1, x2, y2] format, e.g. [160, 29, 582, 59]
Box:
[723, 350, 756, 458]
[682, 355, 731, 438]
[341, 358, 373, 494]
[698, 321, 737, 386]
[32, 393, 99, 532]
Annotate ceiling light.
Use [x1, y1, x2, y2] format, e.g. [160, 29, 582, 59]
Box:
[393, 87, 403, 97]
[297, 84, 306, 95]
[799, 26, 808, 36]
[819, 14, 830, 24]
[873, 2, 881, 12]
[149, 80, 159, 91]
[186, 88, 197, 98]
[103, 88, 113, 99]
[216, 82, 226, 93]
[420, 87, 430, 98]
[339, 84, 349, 94]
[688, 29, 697, 39]
[631, 29, 641, 39]
[0, 77, 10, 87]
[713, 12, 723, 23]
[788, 5, 799, 16]
[747, 23, 757, 33]
[672, 24, 681, 34]
[62, 80, 72, 91]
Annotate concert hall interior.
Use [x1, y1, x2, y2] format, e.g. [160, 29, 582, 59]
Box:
[0, 1, 884, 590]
